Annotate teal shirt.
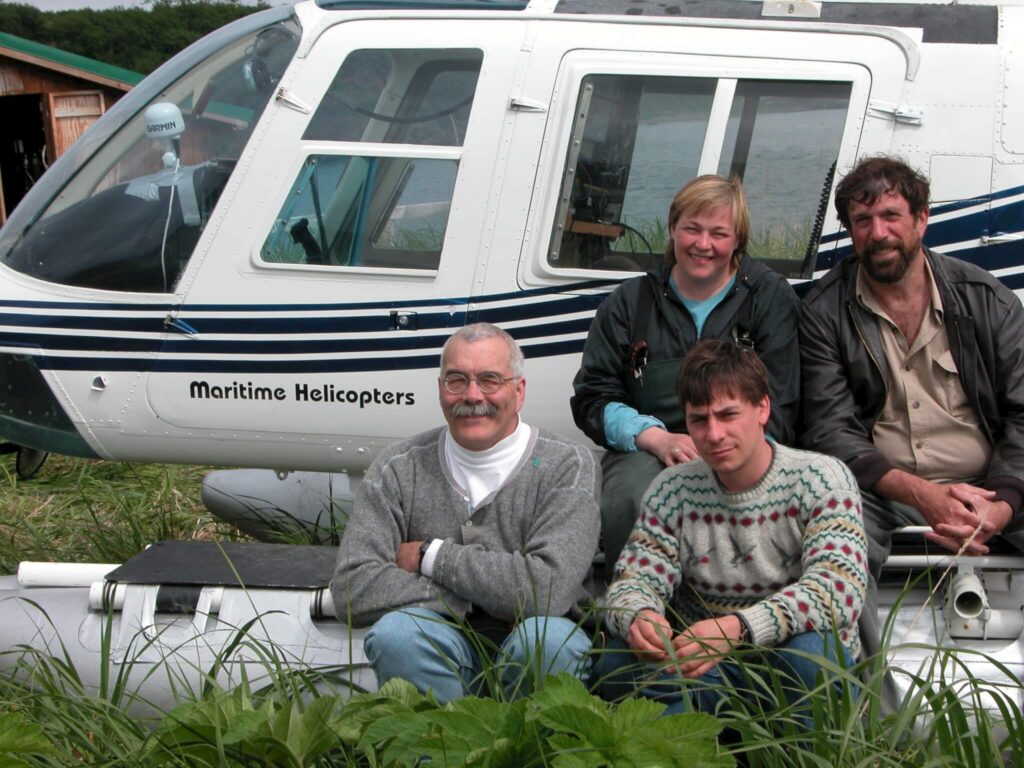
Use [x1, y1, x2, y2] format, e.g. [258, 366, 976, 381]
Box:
[672, 273, 737, 337]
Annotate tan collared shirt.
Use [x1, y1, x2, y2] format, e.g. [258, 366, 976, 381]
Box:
[856, 260, 990, 483]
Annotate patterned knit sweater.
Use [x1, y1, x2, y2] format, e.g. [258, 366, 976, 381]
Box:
[603, 443, 868, 657]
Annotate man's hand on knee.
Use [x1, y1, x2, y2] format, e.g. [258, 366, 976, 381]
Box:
[913, 481, 987, 552]
[876, 471, 1007, 554]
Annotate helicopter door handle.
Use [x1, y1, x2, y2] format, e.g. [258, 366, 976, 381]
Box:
[981, 232, 1023, 245]
[390, 311, 418, 331]
[275, 87, 311, 114]
[509, 97, 547, 113]
[164, 315, 198, 338]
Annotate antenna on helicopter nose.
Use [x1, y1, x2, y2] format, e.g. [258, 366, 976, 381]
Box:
[144, 103, 186, 169]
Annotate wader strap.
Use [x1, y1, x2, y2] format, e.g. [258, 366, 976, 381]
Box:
[734, 286, 756, 350]
[624, 274, 658, 382]
[631, 273, 657, 348]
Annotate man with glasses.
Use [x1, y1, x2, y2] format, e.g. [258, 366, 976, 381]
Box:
[332, 323, 600, 702]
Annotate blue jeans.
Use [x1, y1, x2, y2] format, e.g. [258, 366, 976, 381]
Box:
[365, 607, 592, 703]
[593, 632, 851, 716]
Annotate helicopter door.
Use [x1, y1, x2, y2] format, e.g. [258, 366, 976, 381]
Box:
[143, 20, 530, 451]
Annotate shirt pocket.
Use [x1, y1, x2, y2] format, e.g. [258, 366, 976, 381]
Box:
[933, 350, 973, 420]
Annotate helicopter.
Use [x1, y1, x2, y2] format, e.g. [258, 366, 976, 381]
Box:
[1, 0, 1021, 479]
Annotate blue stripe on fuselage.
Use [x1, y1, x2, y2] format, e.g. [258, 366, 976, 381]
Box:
[4, 186, 1024, 376]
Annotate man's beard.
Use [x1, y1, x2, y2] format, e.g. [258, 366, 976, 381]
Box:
[859, 235, 920, 284]
[451, 402, 497, 417]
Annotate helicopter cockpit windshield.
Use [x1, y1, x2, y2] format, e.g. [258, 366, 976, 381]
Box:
[0, 9, 299, 294]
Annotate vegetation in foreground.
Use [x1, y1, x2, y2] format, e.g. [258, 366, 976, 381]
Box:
[0, 454, 1021, 766]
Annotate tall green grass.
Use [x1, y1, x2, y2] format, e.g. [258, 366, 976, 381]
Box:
[1, 610, 1020, 766]
[0, 454, 235, 571]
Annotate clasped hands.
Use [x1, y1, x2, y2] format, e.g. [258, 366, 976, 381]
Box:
[397, 540, 425, 573]
[914, 482, 1012, 555]
[627, 609, 743, 679]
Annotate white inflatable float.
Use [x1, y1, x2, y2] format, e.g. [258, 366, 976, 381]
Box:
[201, 470, 355, 544]
[0, 541, 373, 716]
[1, 532, 1021, 717]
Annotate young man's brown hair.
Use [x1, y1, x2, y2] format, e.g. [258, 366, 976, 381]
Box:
[676, 339, 769, 412]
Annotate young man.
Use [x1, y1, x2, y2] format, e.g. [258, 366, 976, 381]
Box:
[331, 323, 600, 702]
[597, 340, 866, 713]
[800, 156, 1024, 658]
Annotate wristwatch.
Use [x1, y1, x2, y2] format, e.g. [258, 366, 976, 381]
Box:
[732, 612, 751, 644]
[419, 540, 430, 565]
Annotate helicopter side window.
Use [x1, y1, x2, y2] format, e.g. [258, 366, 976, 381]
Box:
[261, 155, 457, 271]
[549, 75, 716, 273]
[549, 75, 851, 278]
[303, 49, 483, 147]
[263, 47, 483, 272]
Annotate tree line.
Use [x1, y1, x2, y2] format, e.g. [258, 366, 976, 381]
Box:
[0, 0, 267, 75]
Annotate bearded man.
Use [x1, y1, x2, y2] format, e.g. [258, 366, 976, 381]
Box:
[799, 155, 1024, 657]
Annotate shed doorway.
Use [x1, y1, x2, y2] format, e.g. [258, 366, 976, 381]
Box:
[0, 93, 46, 224]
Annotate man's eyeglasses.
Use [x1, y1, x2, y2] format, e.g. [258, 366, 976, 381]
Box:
[441, 373, 518, 395]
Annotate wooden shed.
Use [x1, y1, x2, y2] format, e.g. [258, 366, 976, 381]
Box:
[0, 32, 143, 224]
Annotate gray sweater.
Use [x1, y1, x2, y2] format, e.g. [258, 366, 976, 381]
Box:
[331, 425, 601, 627]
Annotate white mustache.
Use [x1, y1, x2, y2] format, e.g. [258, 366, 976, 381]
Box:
[451, 402, 497, 417]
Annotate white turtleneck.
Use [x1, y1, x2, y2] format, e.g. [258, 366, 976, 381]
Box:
[445, 417, 531, 510]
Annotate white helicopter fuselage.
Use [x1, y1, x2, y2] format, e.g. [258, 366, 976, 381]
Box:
[1, 0, 1023, 473]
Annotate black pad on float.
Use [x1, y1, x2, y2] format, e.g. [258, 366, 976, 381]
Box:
[105, 540, 336, 589]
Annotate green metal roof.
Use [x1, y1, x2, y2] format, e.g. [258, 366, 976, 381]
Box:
[0, 32, 143, 90]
